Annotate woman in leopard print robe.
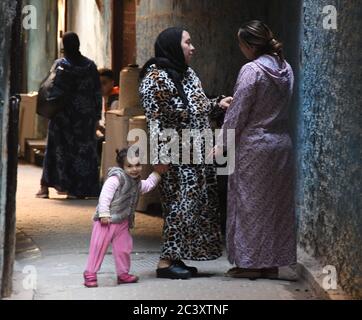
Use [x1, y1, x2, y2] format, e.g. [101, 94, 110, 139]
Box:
[140, 28, 231, 278]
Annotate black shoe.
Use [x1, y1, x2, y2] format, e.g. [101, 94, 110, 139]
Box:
[156, 264, 192, 280]
[174, 260, 198, 276]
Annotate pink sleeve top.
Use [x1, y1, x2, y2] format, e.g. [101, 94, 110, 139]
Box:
[98, 172, 161, 218]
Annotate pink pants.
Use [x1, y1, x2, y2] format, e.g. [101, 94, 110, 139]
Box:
[85, 220, 133, 277]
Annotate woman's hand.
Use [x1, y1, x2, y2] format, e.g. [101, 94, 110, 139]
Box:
[219, 97, 233, 110]
[96, 120, 105, 138]
[96, 129, 105, 139]
[96, 120, 105, 132]
[154, 164, 170, 175]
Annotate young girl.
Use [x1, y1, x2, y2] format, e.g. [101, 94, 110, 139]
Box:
[84, 147, 167, 288]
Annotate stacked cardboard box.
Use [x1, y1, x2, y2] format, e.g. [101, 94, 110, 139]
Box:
[19, 92, 38, 157]
[102, 110, 130, 178]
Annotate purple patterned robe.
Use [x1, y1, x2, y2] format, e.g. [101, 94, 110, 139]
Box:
[223, 54, 297, 268]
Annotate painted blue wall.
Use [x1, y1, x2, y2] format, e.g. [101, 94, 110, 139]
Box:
[297, 0, 362, 298]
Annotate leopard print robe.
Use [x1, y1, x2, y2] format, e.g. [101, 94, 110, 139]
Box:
[140, 65, 223, 261]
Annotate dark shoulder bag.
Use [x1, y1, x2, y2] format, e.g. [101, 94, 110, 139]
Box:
[36, 60, 71, 119]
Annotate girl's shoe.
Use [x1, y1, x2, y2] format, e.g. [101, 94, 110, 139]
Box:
[84, 272, 98, 288]
[84, 280, 98, 288]
[117, 274, 139, 284]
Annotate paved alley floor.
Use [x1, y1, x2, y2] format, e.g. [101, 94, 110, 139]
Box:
[9, 164, 318, 300]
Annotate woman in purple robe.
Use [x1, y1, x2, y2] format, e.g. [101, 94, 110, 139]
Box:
[219, 21, 297, 279]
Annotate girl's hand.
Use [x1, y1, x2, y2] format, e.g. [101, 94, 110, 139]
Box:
[219, 97, 233, 110]
[154, 164, 169, 175]
[100, 217, 111, 226]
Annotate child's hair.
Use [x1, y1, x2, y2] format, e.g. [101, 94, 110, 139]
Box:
[98, 68, 115, 80]
[116, 146, 140, 168]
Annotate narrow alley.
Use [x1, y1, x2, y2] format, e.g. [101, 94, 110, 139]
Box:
[10, 163, 316, 300]
[0, 0, 361, 304]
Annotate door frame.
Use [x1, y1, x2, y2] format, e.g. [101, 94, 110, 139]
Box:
[112, 0, 124, 85]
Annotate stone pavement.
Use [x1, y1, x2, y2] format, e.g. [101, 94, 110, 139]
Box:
[8, 164, 319, 300]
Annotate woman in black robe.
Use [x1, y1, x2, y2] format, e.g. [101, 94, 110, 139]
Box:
[36, 32, 102, 199]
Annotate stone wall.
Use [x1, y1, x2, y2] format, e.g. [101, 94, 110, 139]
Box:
[0, 0, 17, 296]
[297, 0, 362, 298]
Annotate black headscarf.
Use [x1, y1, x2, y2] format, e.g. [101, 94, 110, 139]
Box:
[140, 27, 189, 106]
[63, 32, 82, 63]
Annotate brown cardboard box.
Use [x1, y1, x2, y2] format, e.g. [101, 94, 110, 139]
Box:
[119, 65, 141, 110]
[102, 110, 130, 178]
[117, 65, 144, 117]
[19, 93, 38, 157]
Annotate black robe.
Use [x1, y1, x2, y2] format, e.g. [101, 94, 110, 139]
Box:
[41, 56, 102, 197]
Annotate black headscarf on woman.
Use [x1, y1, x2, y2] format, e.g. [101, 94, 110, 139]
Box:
[140, 27, 189, 107]
[63, 32, 82, 64]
